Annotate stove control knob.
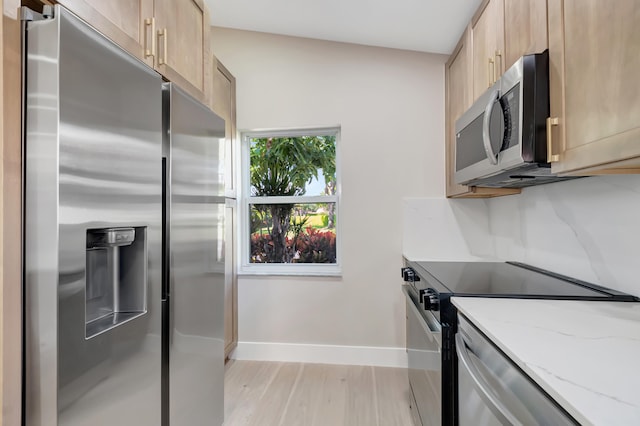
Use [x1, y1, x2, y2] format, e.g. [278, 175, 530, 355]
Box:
[401, 267, 420, 282]
[400, 267, 409, 280]
[423, 290, 440, 311]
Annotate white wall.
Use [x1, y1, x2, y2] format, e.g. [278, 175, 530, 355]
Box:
[211, 28, 446, 364]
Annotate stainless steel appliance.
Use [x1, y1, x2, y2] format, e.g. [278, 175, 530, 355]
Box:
[403, 284, 443, 426]
[24, 6, 225, 425]
[454, 51, 574, 188]
[456, 314, 577, 425]
[401, 261, 638, 425]
[162, 83, 226, 425]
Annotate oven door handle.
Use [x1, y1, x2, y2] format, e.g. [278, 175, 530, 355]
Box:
[402, 286, 441, 348]
[482, 89, 500, 165]
[455, 333, 523, 426]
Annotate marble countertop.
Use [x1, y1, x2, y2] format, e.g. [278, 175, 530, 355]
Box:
[402, 253, 506, 262]
[451, 297, 640, 426]
[402, 255, 499, 262]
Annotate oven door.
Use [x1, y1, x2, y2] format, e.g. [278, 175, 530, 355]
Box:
[403, 286, 442, 426]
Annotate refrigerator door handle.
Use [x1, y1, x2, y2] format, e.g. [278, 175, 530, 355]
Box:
[162, 157, 169, 301]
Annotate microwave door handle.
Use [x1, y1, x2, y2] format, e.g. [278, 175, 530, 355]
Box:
[482, 90, 500, 165]
[455, 333, 523, 426]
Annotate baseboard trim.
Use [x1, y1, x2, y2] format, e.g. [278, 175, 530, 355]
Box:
[230, 342, 408, 368]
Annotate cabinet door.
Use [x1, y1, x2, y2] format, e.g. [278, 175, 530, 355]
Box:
[154, 0, 211, 103]
[503, 0, 547, 70]
[470, 0, 504, 101]
[211, 58, 237, 198]
[57, 0, 155, 67]
[224, 200, 237, 359]
[445, 29, 520, 199]
[548, 0, 640, 174]
[446, 29, 473, 197]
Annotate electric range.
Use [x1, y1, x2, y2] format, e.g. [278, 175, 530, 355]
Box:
[401, 260, 638, 426]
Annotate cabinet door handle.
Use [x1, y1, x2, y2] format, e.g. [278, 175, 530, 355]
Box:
[546, 117, 561, 163]
[488, 58, 495, 88]
[158, 28, 168, 65]
[144, 18, 155, 58]
[494, 50, 502, 82]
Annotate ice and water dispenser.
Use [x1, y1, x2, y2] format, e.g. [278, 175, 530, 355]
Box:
[85, 227, 148, 338]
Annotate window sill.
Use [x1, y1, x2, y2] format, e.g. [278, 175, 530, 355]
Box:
[239, 264, 342, 278]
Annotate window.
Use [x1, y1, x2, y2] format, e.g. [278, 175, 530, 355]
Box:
[240, 128, 340, 275]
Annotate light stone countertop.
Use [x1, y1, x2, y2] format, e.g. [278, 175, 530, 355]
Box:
[451, 297, 640, 426]
[402, 254, 499, 263]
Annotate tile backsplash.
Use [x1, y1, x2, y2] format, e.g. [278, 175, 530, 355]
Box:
[402, 197, 494, 261]
[487, 175, 640, 297]
[403, 175, 640, 297]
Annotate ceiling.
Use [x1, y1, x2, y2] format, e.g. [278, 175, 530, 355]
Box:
[205, 0, 482, 55]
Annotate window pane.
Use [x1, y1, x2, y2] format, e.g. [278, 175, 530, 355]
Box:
[249, 203, 337, 264]
[249, 136, 336, 197]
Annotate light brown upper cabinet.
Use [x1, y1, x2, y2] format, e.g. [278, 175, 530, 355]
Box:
[445, 28, 520, 198]
[57, 0, 211, 104]
[56, 0, 155, 67]
[445, 29, 473, 197]
[547, 0, 640, 175]
[210, 57, 237, 198]
[470, 0, 504, 101]
[471, 0, 549, 102]
[502, 0, 547, 71]
[154, 0, 211, 104]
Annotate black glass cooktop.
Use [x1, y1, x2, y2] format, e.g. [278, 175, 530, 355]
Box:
[409, 261, 636, 300]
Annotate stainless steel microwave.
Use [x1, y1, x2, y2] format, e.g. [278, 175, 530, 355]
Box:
[454, 51, 574, 188]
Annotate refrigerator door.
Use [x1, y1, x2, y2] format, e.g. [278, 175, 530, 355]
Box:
[24, 6, 162, 426]
[164, 83, 225, 425]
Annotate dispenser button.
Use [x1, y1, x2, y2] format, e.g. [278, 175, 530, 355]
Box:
[87, 227, 135, 248]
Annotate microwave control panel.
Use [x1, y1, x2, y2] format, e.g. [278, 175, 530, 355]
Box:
[500, 84, 520, 151]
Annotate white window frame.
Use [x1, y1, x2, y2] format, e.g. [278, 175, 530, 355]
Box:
[240, 127, 341, 276]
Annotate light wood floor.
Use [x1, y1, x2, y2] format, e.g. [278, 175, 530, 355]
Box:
[224, 360, 415, 426]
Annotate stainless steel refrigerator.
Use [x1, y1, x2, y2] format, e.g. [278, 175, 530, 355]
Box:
[24, 5, 225, 425]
